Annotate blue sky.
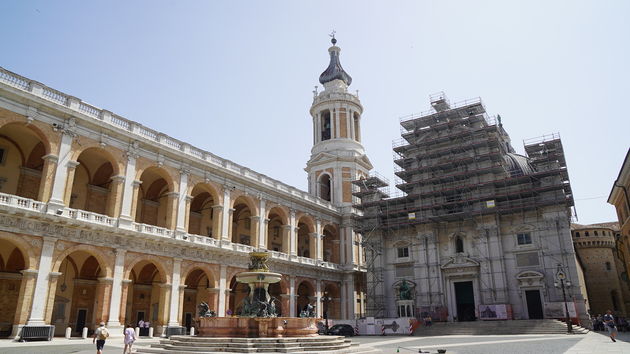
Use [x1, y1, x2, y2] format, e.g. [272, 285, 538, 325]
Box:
[1, 1, 628, 224]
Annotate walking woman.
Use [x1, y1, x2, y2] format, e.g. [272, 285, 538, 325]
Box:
[123, 324, 137, 353]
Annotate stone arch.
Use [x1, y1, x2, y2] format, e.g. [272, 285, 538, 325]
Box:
[181, 265, 218, 326]
[51, 244, 113, 278]
[227, 267, 250, 316]
[322, 224, 340, 263]
[296, 279, 315, 315]
[323, 282, 342, 319]
[231, 195, 258, 246]
[0, 232, 35, 270]
[135, 166, 176, 228]
[187, 182, 221, 237]
[266, 206, 289, 252]
[50, 247, 111, 335]
[124, 254, 170, 284]
[297, 215, 315, 258]
[0, 121, 52, 200]
[69, 147, 121, 216]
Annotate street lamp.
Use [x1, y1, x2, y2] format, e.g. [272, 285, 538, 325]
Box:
[322, 291, 332, 333]
[554, 266, 573, 333]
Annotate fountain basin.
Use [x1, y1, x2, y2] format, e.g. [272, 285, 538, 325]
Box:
[235, 271, 282, 285]
[197, 316, 320, 337]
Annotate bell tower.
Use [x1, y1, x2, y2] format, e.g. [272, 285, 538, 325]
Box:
[306, 35, 372, 207]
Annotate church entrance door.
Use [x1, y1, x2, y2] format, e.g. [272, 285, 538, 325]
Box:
[454, 281, 475, 321]
[525, 290, 544, 319]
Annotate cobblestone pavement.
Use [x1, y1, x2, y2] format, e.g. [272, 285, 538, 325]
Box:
[1, 332, 630, 353]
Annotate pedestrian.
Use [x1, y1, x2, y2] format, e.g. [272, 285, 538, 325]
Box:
[123, 323, 137, 354]
[603, 309, 618, 342]
[93, 322, 110, 354]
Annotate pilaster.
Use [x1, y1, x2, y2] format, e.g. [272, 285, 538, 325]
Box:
[27, 237, 57, 325]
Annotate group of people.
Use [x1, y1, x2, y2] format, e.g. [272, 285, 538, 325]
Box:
[91, 322, 138, 354]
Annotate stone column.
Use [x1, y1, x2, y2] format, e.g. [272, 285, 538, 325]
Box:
[221, 188, 231, 240]
[315, 220, 323, 261]
[27, 237, 57, 325]
[47, 131, 74, 213]
[118, 280, 132, 325]
[165, 192, 179, 230]
[118, 151, 139, 229]
[12, 269, 38, 338]
[258, 199, 266, 248]
[308, 233, 318, 259]
[107, 250, 126, 328]
[289, 210, 297, 257]
[339, 228, 346, 265]
[281, 225, 291, 254]
[157, 283, 171, 335]
[107, 175, 125, 217]
[177, 285, 187, 325]
[250, 216, 260, 248]
[262, 218, 270, 250]
[167, 259, 183, 327]
[218, 265, 227, 316]
[211, 205, 223, 240]
[340, 281, 347, 319]
[345, 277, 356, 320]
[94, 277, 113, 324]
[43, 272, 61, 325]
[280, 294, 290, 317]
[38, 154, 58, 203]
[289, 276, 296, 317]
[62, 161, 80, 205]
[175, 170, 190, 232]
[226, 209, 235, 242]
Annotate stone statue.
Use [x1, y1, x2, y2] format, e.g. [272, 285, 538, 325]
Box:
[268, 298, 278, 317]
[398, 280, 412, 300]
[198, 301, 216, 317]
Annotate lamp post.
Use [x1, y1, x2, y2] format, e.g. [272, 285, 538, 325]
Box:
[322, 291, 332, 333]
[554, 267, 573, 334]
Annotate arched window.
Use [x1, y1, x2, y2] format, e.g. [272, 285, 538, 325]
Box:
[455, 236, 464, 253]
[319, 174, 331, 201]
[321, 110, 331, 141]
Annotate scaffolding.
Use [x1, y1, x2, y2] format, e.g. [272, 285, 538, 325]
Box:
[352, 93, 576, 317]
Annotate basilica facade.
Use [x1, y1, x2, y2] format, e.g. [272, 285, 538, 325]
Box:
[0, 39, 368, 338]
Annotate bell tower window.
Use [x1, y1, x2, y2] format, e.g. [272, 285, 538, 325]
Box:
[455, 236, 464, 253]
[321, 110, 331, 141]
[319, 174, 332, 201]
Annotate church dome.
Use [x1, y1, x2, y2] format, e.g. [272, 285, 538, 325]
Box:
[319, 37, 352, 86]
[505, 153, 535, 177]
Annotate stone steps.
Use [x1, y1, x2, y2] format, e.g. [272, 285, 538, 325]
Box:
[136, 335, 361, 353]
[413, 319, 589, 336]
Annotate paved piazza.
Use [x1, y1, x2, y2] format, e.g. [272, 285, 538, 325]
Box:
[1, 332, 630, 354]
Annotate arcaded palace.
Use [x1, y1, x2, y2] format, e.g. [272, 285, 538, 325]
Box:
[0, 38, 369, 338]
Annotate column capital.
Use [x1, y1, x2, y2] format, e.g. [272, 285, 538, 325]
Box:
[21, 269, 38, 277]
[114, 249, 127, 257]
[179, 167, 191, 176]
[49, 271, 62, 279]
[178, 285, 187, 290]
[158, 283, 172, 289]
[66, 160, 80, 169]
[185, 195, 193, 202]
[309, 232, 319, 238]
[165, 192, 180, 199]
[98, 277, 114, 284]
[212, 204, 223, 210]
[122, 279, 133, 284]
[42, 154, 59, 163]
[132, 180, 143, 188]
[110, 175, 126, 183]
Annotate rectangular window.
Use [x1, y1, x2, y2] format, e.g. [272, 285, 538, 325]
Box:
[516, 252, 540, 267]
[397, 247, 409, 258]
[517, 233, 532, 245]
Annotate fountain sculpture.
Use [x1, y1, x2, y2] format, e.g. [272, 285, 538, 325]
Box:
[196, 252, 319, 337]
